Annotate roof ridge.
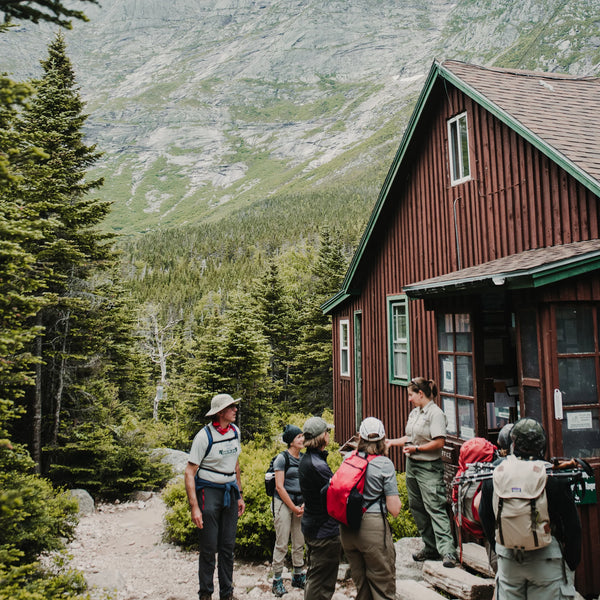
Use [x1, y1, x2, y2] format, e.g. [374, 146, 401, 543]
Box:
[441, 59, 599, 83]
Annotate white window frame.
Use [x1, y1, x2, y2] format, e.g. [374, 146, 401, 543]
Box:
[340, 319, 350, 377]
[448, 112, 471, 185]
[387, 295, 410, 384]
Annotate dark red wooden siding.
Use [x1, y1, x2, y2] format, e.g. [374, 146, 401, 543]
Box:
[331, 79, 600, 594]
[333, 79, 600, 446]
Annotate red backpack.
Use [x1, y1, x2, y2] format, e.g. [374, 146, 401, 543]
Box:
[326, 450, 379, 530]
[452, 437, 497, 538]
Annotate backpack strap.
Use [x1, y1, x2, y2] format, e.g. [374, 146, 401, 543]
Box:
[496, 497, 505, 546]
[196, 424, 239, 477]
[530, 499, 539, 547]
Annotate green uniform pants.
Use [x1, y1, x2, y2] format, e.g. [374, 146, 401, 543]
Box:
[406, 458, 455, 557]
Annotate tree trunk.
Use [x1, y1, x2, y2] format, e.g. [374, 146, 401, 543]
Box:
[51, 310, 70, 447]
[32, 312, 43, 473]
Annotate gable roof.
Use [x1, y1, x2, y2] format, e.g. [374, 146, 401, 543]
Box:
[323, 60, 600, 314]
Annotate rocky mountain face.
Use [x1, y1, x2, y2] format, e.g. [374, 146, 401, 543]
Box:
[2, 0, 600, 234]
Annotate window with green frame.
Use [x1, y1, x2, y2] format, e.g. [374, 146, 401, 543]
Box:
[388, 295, 410, 384]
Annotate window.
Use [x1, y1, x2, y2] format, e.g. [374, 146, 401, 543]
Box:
[340, 319, 350, 377]
[448, 112, 471, 185]
[438, 313, 475, 439]
[388, 296, 410, 383]
[555, 305, 600, 459]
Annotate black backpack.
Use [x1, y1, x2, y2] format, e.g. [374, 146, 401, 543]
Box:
[265, 451, 291, 497]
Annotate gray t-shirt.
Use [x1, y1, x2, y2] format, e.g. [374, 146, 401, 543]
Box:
[361, 455, 399, 513]
[273, 450, 302, 502]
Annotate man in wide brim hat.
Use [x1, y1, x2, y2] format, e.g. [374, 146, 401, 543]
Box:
[205, 393, 241, 417]
[185, 393, 245, 600]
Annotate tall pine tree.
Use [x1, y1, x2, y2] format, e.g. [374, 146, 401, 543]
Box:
[292, 228, 347, 413]
[15, 33, 114, 468]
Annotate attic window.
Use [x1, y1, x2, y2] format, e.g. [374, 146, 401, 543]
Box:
[448, 112, 471, 185]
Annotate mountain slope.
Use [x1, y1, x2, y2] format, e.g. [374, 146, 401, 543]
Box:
[1, 0, 599, 235]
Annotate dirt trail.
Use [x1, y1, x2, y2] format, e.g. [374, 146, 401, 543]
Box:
[67, 494, 356, 600]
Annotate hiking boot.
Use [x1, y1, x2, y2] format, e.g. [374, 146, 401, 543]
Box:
[291, 572, 306, 589]
[442, 553, 457, 568]
[272, 577, 287, 597]
[412, 548, 440, 562]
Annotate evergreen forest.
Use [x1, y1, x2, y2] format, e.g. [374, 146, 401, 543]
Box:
[0, 3, 380, 597]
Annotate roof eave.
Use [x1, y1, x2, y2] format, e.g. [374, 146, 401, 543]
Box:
[404, 251, 600, 299]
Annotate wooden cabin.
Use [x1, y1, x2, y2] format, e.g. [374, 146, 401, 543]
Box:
[323, 60, 600, 597]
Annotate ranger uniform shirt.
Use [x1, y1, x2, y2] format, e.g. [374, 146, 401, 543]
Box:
[405, 400, 447, 461]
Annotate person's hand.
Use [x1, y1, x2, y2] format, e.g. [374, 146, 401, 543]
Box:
[191, 505, 204, 529]
[403, 444, 417, 456]
[238, 497, 246, 517]
[294, 505, 304, 518]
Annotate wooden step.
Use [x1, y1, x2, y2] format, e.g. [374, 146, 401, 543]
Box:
[396, 578, 449, 600]
[422, 560, 494, 600]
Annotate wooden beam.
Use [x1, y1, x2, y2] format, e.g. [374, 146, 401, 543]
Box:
[422, 560, 494, 600]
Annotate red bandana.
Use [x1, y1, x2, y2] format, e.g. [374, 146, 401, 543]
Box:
[213, 421, 232, 435]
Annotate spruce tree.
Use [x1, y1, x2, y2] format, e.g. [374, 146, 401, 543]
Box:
[251, 259, 297, 407]
[292, 229, 347, 413]
[0, 0, 97, 28]
[15, 32, 114, 467]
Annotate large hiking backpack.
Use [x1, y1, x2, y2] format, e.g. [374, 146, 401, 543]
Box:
[492, 454, 552, 551]
[264, 451, 291, 497]
[325, 450, 379, 530]
[452, 437, 497, 538]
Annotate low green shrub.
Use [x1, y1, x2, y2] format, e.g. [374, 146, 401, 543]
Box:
[388, 472, 418, 540]
[0, 547, 92, 600]
[0, 445, 79, 563]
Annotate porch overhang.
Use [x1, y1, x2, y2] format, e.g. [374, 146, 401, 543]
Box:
[404, 240, 600, 299]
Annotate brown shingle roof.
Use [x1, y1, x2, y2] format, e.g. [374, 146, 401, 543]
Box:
[441, 60, 600, 184]
[404, 239, 600, 297]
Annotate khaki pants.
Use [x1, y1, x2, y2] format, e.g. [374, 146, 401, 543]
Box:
[340, 513, 396, 600]
[272, 497, 305, 575]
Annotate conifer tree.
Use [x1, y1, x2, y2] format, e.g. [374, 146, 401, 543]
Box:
[292, 229, 347, 413]
[251, 259, 297, 406]
[15, 32, 114, 467]
[0, 0, 97, 28]
[0, 75, 44, 437]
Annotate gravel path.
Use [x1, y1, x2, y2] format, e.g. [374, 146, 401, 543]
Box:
[67, 494, 358, 600]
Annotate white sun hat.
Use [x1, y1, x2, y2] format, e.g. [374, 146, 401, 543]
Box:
[205, 393, 241, 416]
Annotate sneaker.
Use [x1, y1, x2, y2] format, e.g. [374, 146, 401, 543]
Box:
[442, 553, 457, 568]
[291, 572, 306, 589]
[272, 577, 287, 597]
[412, 548, 441, 562]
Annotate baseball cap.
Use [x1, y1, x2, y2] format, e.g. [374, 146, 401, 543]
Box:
[359, 417, 385, 441]
[303, 416, 329, 440]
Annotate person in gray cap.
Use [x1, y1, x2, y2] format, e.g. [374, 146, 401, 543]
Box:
[184, 393, 245, 600]
[298, 416, 341, 600]
[271, 424, 306, 597]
